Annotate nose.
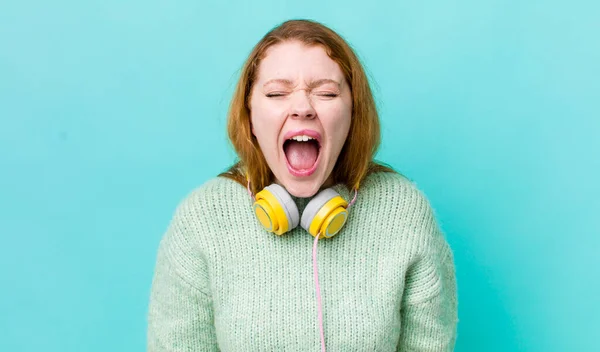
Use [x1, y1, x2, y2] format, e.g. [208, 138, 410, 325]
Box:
[289, 91, 316, 119]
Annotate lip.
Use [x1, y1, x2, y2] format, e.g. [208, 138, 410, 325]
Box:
[283, 129, 322, 144]
[282, 129, 322, 177]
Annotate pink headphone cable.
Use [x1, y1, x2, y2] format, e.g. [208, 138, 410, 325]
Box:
[313, 188, 357, 352]
[348, 188, 358, 208]
[313, 232, 326, 352]
[246, 179, 256, 201]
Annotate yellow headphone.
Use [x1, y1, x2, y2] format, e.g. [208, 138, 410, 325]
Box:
[252, 184, 351, 238]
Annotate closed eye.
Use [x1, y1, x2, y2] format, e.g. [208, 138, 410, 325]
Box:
[316, 92, 339, 98]
[265, 92, 287, 98]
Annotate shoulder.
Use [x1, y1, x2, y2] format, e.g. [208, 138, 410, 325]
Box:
[360, 171, 429, 212]
[168, 176, 250, 230]
[358, 171, 445, 247]
[154, 178, 246, 291]
[182, 176, 247, 203]
[157, 176, 251, 263]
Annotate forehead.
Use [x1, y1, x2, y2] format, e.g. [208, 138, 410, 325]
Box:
[256, 41, 345, 83]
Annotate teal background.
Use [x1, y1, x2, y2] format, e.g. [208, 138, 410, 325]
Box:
[1, 0, 598, 351]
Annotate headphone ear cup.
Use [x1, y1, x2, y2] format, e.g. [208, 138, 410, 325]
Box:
[253, 184, 299, 235]
[301, 188, 349, 238]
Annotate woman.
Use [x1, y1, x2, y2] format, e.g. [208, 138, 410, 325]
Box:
[147, 19, 458, 351]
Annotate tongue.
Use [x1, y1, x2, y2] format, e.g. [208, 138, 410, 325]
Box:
[284, 141, 318, 170]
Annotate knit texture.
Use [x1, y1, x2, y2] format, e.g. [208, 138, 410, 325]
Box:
[147, 171, 458, 351]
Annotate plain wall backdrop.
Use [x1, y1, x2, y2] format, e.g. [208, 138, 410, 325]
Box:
[1, 0, 598, 351]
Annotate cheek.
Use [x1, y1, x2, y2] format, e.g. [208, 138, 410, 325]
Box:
[251, 95, 282, 123]
[321, 103, 352, 142]
[250, 99, 285, 145]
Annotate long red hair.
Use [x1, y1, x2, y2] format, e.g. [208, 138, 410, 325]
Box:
[219, 19, 394, 194]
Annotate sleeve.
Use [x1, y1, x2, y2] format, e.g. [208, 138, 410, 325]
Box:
[397, 201, 459, 351]
[147, 197, 219, 351]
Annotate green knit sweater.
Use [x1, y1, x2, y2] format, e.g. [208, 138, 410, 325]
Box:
[147, 171, 458, 351]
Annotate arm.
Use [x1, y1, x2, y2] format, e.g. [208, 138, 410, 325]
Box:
[147, 197, 219, 351]
[397, 208, 458, 351]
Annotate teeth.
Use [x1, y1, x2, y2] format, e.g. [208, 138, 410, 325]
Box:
[290, 135, 314, 142]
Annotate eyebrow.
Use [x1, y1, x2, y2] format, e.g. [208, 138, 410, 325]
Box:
[262, 78, 341, 89]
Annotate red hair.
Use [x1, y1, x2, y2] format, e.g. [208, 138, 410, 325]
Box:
[219, 19, 394, 194]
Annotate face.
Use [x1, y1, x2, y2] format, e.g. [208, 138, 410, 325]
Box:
[249, 41, 352, 198]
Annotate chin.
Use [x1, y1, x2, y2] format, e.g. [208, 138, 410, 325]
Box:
[279, 176, 324, 198]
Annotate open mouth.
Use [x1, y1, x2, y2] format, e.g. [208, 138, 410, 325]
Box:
[283, 132, 321, 177]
